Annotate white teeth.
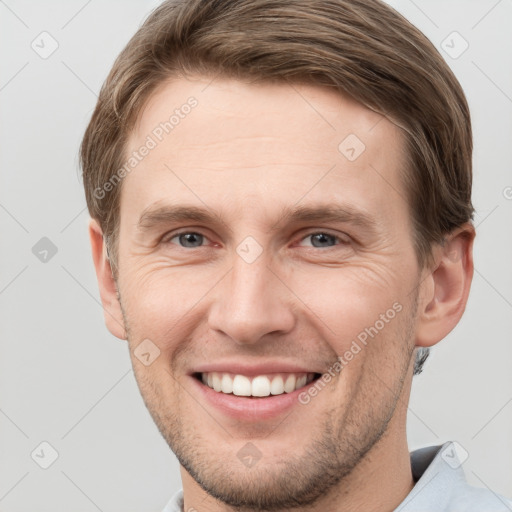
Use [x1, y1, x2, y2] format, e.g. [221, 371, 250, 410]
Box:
[251, 376, 271, 397]
[270, 376, 284, 395]
[296, 375, 307, 389]
[221, 373, 233, 394]
[200, 372, 315, 397]
[212, 373, 222, 392]
[284, 374, 296, 393]
[232, 375, 251, 396]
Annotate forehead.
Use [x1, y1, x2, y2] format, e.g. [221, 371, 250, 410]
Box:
[122, 75, 408, 223]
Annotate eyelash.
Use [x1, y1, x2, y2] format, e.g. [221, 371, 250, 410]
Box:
[162, 230, 351, 249]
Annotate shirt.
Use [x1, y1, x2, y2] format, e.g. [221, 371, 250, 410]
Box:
[161, 441, 512, 511]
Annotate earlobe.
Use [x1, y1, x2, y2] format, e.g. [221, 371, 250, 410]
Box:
[415, 224, 475, 348]
[88, 219, 127, 340]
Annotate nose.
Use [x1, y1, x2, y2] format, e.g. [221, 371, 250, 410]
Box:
[207, 252, 296, 345]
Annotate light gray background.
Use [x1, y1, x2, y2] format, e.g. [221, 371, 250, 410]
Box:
[1, 0, 511, 511]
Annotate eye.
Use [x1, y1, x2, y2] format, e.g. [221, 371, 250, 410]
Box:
[298, 232, 349, 248]
[166, 232, 206, 248]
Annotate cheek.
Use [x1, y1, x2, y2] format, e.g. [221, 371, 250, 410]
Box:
[289, 265, 413, 375]
[295, 265, 405, 329]
[118, 263, 216, 345]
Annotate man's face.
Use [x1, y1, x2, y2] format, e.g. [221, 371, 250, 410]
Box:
[115, 76, 423, 508]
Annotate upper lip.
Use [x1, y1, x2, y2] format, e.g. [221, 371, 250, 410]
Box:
[190, 360, 323, 377]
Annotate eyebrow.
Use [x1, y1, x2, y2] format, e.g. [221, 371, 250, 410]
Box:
[138, 204, 220, 230]
[137, 203, 378, 235]
[271, 204, 378, 234]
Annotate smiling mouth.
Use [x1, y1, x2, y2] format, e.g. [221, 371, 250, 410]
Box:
[193, 372, 321, 398]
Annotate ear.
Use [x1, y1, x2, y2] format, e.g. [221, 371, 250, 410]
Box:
[88, 219, 127, 340]
[415, 223, 475, 348]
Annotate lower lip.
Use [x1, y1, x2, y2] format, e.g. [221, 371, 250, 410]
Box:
[188, 375, 316, 421]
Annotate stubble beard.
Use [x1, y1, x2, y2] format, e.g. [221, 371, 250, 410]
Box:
[119, 290, 417, 512]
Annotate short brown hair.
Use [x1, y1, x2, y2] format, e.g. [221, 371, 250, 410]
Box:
[80, 0, 474, 372]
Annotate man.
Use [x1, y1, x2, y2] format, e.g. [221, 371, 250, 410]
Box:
[80, 0, 512, 510]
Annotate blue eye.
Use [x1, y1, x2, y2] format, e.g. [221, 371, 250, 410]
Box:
[299, 232, 347, 248]
[169, 232, 205, 248]
[162, 230, 349, 251]
[308, 233, 337, 248]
